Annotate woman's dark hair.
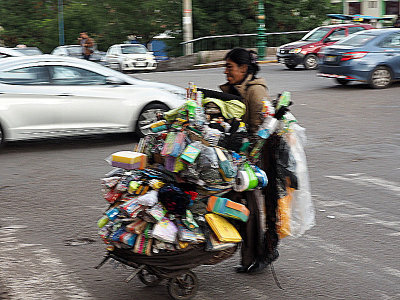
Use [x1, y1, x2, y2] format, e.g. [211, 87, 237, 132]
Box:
[224, 48, 260, 77]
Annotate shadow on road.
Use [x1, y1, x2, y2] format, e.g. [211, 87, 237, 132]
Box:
[0, 133, 138, 154]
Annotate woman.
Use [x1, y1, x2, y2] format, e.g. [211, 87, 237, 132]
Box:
[220, 48, 279, 274]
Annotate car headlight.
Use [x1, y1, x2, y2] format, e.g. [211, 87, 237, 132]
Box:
[276, 47, 281, 53]
[289, 48, 302, 54]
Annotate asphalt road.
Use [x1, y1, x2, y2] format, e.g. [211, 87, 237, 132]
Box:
[0, 63, 399, 300]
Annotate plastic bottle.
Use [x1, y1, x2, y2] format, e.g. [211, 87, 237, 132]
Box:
[276, 91, 291, 110]
[194, 91, 206, 128]
[257, 116, 278, 139]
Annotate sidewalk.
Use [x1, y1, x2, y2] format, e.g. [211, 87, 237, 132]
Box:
[193, 56, 277, 69]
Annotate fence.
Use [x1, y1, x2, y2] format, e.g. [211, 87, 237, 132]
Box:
[180, 31, 309, 54]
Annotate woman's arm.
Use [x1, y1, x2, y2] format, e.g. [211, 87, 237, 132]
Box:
[246, 85, 267, 134]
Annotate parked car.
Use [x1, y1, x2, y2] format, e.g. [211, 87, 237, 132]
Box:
[51, 45, 106, 64]
[105, 44, 157, 72]
[0, 47, 25, 59]
[318, 28, 400, 89]
[276, 24, 373, 70]
[0, 55, 186, 146]
[12, 46, 43, 56]
[0, 46, 42, 58]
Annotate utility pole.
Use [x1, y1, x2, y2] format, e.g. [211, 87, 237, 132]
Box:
[58, 0, 65, 45]
[183, 0, 193, 55]
[256, 0, 266, 60]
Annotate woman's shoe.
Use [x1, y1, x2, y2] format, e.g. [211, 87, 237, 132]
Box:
[234, 265, 251, 273]
[247, 260, 267, 274]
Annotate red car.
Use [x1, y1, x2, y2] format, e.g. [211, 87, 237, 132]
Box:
[276, 23, 373, 70]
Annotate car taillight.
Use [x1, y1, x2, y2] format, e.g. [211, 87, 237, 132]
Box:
[341, 51, 368, 61]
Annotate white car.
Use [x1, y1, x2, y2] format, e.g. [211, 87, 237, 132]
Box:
[105, 44, 157, 72]
[0, 47, 26, 58]
[0, 47, 43, 59]
[0, 55, 186, 146]
[51, 45, 106, 64]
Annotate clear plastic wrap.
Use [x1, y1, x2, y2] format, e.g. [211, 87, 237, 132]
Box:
[283, 123, 315, 238]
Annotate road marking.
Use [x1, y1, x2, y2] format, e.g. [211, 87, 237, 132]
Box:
[0, 225, 93, 300]
[286, 235, 400, 281]
[326, 173, 400, 196]
[313, 193, 400, 235]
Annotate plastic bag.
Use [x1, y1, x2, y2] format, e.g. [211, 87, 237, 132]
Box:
[282, 123, 315, 238]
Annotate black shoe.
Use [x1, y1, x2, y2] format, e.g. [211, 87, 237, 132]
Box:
[234, 265, 251, 273]
[247, 260, 267, 274]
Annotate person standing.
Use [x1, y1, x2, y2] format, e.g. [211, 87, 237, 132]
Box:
[78, 31, 94, 60]
[219, 48, 280, 274]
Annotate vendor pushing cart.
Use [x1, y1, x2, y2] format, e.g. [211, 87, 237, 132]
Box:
[95, 48, 314, 299]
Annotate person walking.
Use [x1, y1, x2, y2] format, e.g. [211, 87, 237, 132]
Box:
[219, 48, 280, 274]
[78, 31, 94, 60]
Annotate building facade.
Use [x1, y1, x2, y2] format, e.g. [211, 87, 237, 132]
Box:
[331, 0, 399, 17]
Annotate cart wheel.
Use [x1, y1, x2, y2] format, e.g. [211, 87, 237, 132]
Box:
[138, 269, 163, 287]
[167, 271, 198, 300]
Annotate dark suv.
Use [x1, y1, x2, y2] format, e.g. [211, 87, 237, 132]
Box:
[276, 23, 373, 70]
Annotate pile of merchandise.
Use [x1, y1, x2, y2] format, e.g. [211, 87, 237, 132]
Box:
[97, 84, 314, 257]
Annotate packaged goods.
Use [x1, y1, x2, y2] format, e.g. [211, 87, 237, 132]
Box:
[110, 151, 147, 170]
[206, 231, 237, 251]
[180, 143, 202, 164]
[205, 213, 242, 243]
[152, 217, 178, 244]
[96, 84, 313, 284]
[206, 196, 249, 222]
[104, 189, 123, 204]
[126, 219, 148, 234]
[136, 190, 158, 206]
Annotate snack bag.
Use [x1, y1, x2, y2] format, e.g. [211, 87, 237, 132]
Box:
[151, 217, 178, 244]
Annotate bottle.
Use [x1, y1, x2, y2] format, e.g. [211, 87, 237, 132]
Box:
[257, 116, 278, 139]
[194, 90, 206, 128]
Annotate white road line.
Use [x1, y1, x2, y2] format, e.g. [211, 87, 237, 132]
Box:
[0, 226, 93, 300]
[313, 193, 400, 235]
[287, 235, 400, 281]
[326, 173, 400, 196]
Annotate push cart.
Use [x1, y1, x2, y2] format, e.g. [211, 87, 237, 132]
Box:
[95, 244, 237, 300]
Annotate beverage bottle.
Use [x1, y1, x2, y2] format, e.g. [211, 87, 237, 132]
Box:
[257, 116, 278, 139]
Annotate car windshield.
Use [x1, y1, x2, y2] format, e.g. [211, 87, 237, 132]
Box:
[121, 45, 147, 54]
[302, 27, 331, 42]
[335, 33, 376, 46]
[13, 48, 43, 55]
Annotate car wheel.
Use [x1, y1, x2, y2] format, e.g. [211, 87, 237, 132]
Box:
[0, 123, 5, 148]
[285, 63, 297, 70]
[335, 78, 349, 85]
[135, 103, 169, 137]
[369, 66, 392, 89]
[303, 54, 318, 70]
[118, 63, 124, 73]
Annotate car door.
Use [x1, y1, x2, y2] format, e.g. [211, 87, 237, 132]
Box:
[379, 33, 400, 78]
[48, 65, 133, 133]
[0, 65, 69, 139]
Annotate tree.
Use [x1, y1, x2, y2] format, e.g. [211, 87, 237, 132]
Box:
[0, 0, 335, 56]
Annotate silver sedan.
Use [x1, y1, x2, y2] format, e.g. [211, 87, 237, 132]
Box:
[0, 55, 186, 146]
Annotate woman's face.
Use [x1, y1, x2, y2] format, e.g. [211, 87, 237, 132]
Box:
[224, 58, 248, 85]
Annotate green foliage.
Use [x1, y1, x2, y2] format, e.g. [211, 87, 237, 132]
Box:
[0, 0, 335, 56]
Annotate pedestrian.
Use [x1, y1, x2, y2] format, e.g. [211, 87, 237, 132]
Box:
[219, 48, 280, 274]
[78, 31, 95, 60]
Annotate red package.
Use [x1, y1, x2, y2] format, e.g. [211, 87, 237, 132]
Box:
[104, 189, 123, 204]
